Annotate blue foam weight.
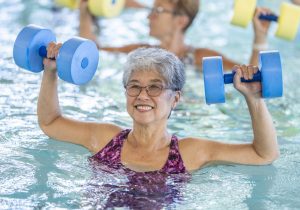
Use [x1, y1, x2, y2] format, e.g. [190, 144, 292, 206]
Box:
[56, 37, 99, 85]
[203, 56, 225, 104]
[202, 51, 283, 105]
[259, 51, 283, 98]
[13, 25, 56, 72]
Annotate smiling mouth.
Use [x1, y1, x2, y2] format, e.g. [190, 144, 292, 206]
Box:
[135, 105, 154, 111]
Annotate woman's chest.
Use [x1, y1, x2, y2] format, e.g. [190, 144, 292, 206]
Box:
[120, 146, 170, 172]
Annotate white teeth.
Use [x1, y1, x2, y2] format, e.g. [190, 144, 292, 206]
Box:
[136, 105, 152, 111]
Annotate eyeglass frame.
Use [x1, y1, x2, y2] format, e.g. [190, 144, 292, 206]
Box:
[147, 6, 180, 16]
[125, 84, 178, 97]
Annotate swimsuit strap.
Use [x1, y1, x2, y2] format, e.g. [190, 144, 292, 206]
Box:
[160, 135, 186, 174]
[92, 129, 130, 167]
[182, 46, 196, 66]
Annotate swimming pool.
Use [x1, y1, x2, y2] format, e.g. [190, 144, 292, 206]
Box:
[1, 0, 300, 209]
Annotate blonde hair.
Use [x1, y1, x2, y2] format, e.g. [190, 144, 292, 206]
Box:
[169, 0, 200, 31]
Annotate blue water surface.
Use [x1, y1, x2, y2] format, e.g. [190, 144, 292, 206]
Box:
[0, 0, 300, 209]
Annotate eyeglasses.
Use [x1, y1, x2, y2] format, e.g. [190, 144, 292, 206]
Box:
[125, 84, 173, 97]
[148, 6, 176, 16]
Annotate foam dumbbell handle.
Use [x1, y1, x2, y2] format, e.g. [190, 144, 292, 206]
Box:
[39, 46, 47, 57]
[259, 14, 278, 22]
[224, 71, 261, 84]
[38, 46, 54, 60]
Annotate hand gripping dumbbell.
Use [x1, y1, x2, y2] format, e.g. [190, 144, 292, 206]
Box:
[13, 25, 99, 85]
[55, 0, 125, 18]
[202, 51, 283, 104]
[231, 0, 300, 40]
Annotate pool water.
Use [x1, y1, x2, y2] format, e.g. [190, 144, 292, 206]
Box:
[1, 0, 300, 209]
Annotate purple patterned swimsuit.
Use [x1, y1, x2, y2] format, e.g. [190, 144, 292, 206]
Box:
[91, 129, 186, 174]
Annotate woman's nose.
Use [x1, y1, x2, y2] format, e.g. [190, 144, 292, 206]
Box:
[137, 87, 150, 99]
[147, 9, 157, 19]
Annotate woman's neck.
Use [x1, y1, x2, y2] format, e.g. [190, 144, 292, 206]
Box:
[159, 31, 188, 59]
[128, 124, 171, 152]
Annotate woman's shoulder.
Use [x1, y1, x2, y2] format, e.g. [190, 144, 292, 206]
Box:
[182, 47, 216, 67]
[178, 137, 215, 157]
[185, 47, 224, 69]
[101, 43, 152, 53]
[177, 137, 211, 170]
[192, 47, 223, 60]
[90, 123, 125, 153]
[178, 137, 208, 146]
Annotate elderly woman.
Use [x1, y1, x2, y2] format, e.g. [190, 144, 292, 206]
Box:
[38, 46, 279, 173]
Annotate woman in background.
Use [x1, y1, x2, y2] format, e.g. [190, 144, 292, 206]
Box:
[79, 0, 272, 69]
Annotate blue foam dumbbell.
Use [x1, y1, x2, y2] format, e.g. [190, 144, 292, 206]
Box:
[13, 25, 99, 85]
[202, 51, 283, 104]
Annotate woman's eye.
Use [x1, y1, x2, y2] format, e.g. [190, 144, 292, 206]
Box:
[129, 85, 140, 89]
[149, 85, 161, 90]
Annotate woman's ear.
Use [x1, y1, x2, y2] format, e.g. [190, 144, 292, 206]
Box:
[176, 15, 189, 31]
[172, 91, 181, 109]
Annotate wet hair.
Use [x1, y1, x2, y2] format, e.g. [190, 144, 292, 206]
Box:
[170, 0, 200, 31]
[123, 47, 185, 91]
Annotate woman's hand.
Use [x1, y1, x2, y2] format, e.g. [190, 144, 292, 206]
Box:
[125, 0, 145, 8]
[292, 0, 300, 5]
[232, 64, 262, 100]
[43, 42, 62, 72]
[253, 7, 272, 45]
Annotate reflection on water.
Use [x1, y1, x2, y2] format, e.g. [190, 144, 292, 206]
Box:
[1, 0, 300, 209]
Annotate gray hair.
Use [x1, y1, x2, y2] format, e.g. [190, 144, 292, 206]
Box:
[123, 47, 185, 91]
